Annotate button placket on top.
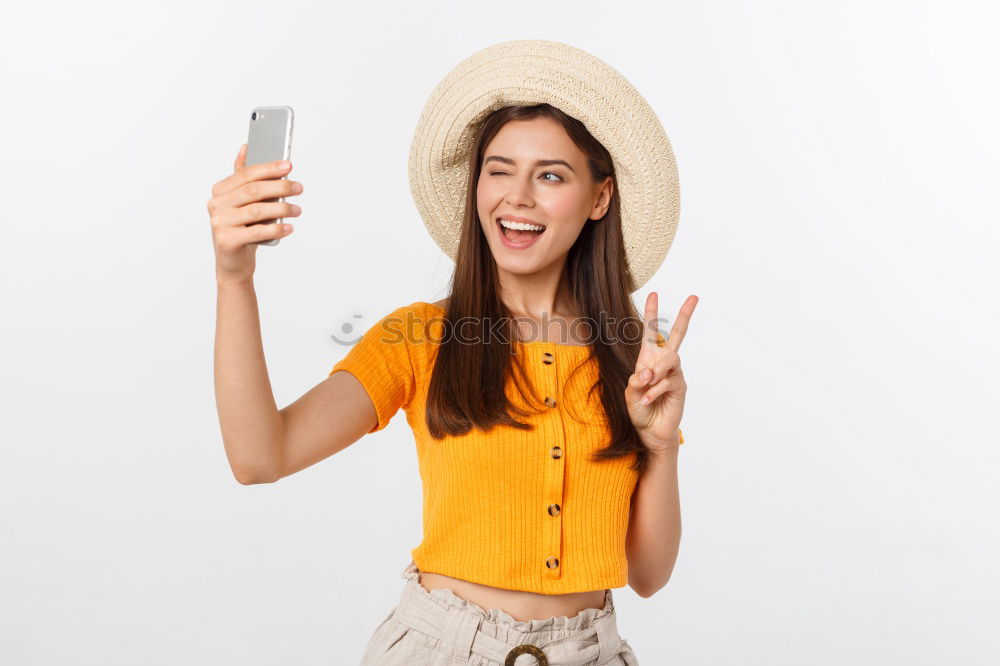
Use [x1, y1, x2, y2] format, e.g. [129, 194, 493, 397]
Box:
[539, 344, 566, 581]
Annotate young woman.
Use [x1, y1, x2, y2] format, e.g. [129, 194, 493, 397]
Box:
[211, 40, 696, 666]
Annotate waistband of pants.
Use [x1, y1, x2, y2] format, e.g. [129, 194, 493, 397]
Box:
[393, 561, 624, 665]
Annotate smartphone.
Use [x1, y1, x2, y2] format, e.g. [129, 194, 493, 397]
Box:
[245, 105, 294, 246]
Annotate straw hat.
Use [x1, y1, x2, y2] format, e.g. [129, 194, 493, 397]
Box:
[407, 39, 680, 292]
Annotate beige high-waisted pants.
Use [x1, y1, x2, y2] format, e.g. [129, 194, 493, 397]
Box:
[359, 560, 639, 665]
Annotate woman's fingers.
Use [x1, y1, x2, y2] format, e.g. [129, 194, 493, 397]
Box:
[640, 375, 676, 405]
[240, 200, 301, 227]
[215, 215, 293, 252]
[642, 291, 660, 350]
[208, 172, 303, 232]
[647, 349, 680, 383]
[628, 350, 678, 398]
[632, 352, 682, 402]
[213, 158, 292, 199]
[625, 366, 653, 406]
[246, 218, 294, 242]
[234, 143, 246, 172]
[665, 295, 699, 352]
[226, 177, 302, 210]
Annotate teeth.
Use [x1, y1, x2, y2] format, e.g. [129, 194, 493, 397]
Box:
[498, 218, 545, 232]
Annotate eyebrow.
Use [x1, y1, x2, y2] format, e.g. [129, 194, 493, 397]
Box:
[483, 155, 576, 174]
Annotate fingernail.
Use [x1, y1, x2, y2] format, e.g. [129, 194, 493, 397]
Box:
[279, 161, 291, 169]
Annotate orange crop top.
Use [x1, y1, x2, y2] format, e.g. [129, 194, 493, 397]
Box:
[328, 301, 683, 594]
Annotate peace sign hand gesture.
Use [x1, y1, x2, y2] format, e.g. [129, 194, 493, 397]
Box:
[625, 292, 698, 452]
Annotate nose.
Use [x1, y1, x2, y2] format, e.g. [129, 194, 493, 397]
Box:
[504, 174, 534, 208]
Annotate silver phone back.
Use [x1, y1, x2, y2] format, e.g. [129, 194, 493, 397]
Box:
[245, 106, 294, 246]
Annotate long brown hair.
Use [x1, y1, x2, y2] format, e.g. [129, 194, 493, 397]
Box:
[425, 103, 655, 475]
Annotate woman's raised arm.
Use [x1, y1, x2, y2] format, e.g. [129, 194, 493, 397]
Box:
[209, 144, 378, 483]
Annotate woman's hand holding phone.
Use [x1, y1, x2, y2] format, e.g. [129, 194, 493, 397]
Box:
[206, 143, 303, 283]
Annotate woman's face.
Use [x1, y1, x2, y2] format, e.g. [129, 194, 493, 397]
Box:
[477, 116, 612, 280]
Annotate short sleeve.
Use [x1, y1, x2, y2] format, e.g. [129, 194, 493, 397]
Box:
[328, 304, 419, 433]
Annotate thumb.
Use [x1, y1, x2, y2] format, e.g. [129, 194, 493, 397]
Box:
[234, 143, 247, 171]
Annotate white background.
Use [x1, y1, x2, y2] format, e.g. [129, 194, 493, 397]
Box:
[2, 1, 997, 664]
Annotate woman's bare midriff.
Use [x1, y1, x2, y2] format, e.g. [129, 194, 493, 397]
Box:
[417, 569, 608, 622]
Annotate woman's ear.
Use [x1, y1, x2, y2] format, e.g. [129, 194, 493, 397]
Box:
[589, 201, 610, 222]
[589, 177, 613, 220]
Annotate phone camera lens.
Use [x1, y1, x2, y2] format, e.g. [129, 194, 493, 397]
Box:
[251, 111, 257, 121]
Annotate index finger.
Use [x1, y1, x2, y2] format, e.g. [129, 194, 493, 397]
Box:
[663, 295, 698, 352]
[218, 151, 291, 197]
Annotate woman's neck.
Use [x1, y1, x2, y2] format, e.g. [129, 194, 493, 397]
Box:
[496, 261, 579, 319]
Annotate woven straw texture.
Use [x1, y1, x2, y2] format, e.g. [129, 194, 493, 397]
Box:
[407, 39, 680, 291]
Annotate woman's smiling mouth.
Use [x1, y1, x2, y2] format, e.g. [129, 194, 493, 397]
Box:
[496, 216, 546, 250]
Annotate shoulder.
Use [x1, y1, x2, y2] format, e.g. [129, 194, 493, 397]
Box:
[386, 298, 447, 318]
[374, 300, 446, 352]
[405, 299, 449, 340]
[394, 299, 447, 324]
